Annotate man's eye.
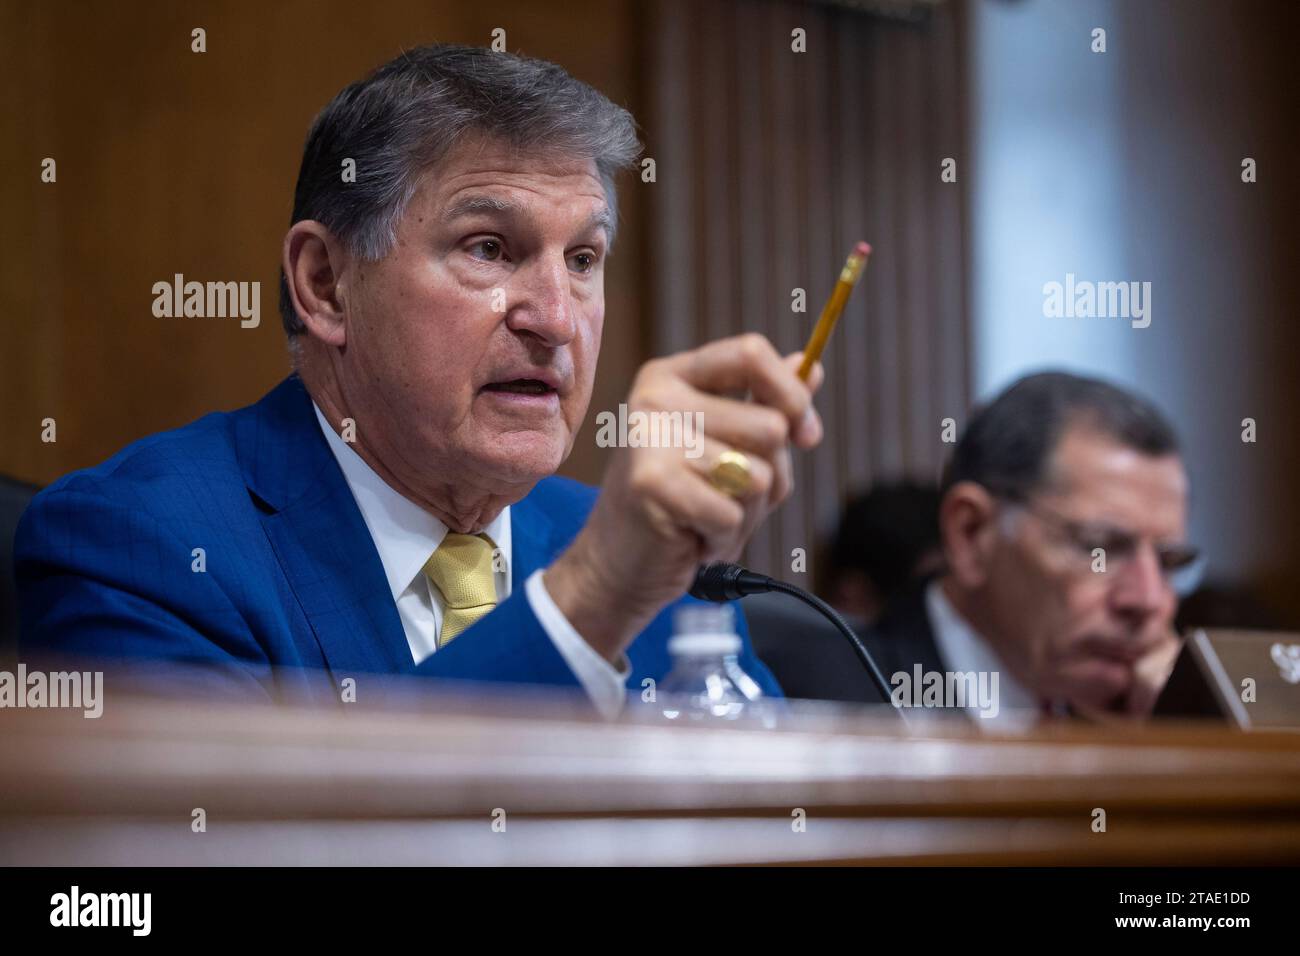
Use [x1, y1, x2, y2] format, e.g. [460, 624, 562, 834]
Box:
[469, 239, 505, 261]
[1075, 529, 1131, 557]
[569, 251, 596, 273]
[1097, 534, 1137, 558]
[1158, 545, 1199, 572]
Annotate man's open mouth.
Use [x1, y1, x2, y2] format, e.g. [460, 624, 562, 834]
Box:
[483, 379, 557, 396]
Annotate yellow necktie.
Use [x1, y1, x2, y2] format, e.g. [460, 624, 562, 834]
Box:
[423, 533, 499, 647]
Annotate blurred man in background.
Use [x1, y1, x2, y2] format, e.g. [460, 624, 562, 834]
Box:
[762, 372, 1194, 725]
[871, 371, 1193, 724]
[820, 483, 943, 630]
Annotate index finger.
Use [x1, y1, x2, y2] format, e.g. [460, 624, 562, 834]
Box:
[669, 333, 813, 428]
[784, 352, 824, 393]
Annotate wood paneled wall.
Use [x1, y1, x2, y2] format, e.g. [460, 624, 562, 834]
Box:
[0, 0, 646, 488]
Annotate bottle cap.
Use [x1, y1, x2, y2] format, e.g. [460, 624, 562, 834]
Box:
[668, 632, 743, 656]
[670, 603, 740, 656]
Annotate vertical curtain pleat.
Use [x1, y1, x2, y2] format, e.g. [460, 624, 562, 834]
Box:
[647, 0, 967, 579]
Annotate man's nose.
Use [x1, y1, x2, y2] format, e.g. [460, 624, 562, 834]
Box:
[1111, 541, 1169, 620]
[504, 256, 577, 348]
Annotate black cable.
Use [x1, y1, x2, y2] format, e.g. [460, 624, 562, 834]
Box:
[763, 579, 897, 707]
[691, 562, 902, 719]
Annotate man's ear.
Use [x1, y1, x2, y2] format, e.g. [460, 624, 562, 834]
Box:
[282, 221, 349, 348]
[940, 481, 1000, 590]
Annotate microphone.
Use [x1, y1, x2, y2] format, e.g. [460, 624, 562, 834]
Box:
[690, 561, 900, 714]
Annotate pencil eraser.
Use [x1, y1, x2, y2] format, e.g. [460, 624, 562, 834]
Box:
[855, 241, 872, 257]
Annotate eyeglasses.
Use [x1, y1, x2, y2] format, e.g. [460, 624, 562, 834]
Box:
[998, 496, 1204, 596]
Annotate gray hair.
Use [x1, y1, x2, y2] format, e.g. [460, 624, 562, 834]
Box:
[278, 43, 642, 336]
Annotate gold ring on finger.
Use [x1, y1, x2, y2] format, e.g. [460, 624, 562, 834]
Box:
[708, 449, 753, 499]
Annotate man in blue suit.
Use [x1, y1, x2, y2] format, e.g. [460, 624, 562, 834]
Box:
[15, 44, 824, 717]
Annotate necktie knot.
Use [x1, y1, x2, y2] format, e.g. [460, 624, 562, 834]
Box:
[423, 532, 499, 645]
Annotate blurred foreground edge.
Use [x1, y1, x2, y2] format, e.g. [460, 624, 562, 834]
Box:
[1, 671, 1299, 866]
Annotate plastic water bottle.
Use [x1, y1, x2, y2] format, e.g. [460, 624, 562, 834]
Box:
[659, 603, 771, 724]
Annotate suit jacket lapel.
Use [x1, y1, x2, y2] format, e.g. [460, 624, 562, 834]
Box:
[235, 376, 414, 677]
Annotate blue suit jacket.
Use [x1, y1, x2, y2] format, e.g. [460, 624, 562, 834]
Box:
[15, 375, 781, 708]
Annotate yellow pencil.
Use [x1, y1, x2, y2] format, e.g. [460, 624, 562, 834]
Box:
[798, 241, 872, 381]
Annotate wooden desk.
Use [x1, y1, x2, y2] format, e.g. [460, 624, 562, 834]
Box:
[2, 692, 1298, 865]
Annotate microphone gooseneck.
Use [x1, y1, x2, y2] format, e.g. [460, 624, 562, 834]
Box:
[689, 561, 899, 714]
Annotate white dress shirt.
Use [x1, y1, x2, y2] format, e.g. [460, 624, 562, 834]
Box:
[924, 580, 1043, 730]
[312, 403, 629, 719]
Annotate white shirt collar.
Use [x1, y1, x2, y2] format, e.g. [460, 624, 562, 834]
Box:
[924, 579, 1038, 717]
[311, 401, 511, 601]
